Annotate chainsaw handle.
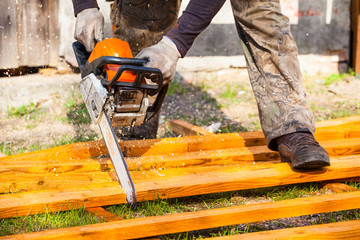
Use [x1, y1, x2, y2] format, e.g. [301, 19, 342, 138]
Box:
[91, 56, 147, 70]
[101, 64, 163, 94]
[145, 84, 169, 121]
[72, 41, 163, 94]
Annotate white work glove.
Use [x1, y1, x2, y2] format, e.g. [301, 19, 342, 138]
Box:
[136, 37, 181, 85]
[74, 8, 104, 52]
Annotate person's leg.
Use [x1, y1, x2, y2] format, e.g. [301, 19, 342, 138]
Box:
[230, 0, 329, 168]
[110, 0, 181, 140]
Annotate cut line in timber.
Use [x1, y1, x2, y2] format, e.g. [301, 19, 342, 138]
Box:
[1, 154, 360, 219]
[2, 191, 360, 240]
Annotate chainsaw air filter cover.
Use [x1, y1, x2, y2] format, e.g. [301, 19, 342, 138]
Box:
[88, 38, 137, 83]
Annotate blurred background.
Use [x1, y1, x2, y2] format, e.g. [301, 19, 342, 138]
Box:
[0, 0, 356, 75]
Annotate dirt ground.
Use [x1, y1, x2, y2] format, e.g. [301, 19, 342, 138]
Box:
[1, 68, 360, 154]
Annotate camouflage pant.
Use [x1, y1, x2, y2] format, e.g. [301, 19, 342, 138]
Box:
[230, 0, 315, 150]
[111, 0, 316, 148]
[110, 0, 181, 139]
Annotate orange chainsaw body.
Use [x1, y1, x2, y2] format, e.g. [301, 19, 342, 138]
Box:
[88, 38, 136, 83]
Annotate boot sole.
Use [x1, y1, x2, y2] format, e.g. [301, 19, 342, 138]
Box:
[281, 156, 330, 169]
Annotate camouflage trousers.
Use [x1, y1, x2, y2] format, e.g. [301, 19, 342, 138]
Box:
[230, 0, 315, 150]
[110, 0, 181, 139]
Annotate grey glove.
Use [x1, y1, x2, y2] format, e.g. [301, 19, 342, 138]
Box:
[74, 8, 104, 52]
[136, 37, 181, 85]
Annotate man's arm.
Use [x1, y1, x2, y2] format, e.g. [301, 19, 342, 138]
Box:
[72, 0, 104, 52]
[167, 0, 226, 57]
[136, 0, 226, 84]
[72, 0, 99, 16]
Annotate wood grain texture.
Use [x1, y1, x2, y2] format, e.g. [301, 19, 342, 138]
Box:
[2, 192, 360, 240]
[206, 220, 360, 240]
[1, 118, 358, 164]
[315, 115, 360, 129]
[1, 155, 360, 219]
[2, 137, 360, 194]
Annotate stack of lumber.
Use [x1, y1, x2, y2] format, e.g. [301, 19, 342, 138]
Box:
[1, 116, 360, 239]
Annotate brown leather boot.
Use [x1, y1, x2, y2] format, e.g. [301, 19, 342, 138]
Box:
[276, 132, 330, 169]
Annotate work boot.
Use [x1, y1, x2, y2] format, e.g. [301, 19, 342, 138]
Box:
[276, 132, 330, 169]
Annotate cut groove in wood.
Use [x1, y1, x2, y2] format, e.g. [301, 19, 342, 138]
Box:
[2, 191, 360, 240]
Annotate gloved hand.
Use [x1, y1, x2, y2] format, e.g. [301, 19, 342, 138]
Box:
[74, 8, 104, 52]
[136, 37, 181, 85]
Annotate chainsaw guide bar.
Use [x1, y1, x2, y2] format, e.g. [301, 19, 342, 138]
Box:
[73, 40, 167, 207]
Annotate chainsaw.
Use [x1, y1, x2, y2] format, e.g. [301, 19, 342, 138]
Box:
[72, 38, 168, 207]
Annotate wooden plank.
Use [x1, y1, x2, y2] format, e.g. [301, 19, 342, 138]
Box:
[2, 137, 360, 194]
[128, 137, 360, 170]
[205, 220, 360, 240]
[315, 115, 360, 129]
[168, 120, 213, 136]
[0, 117, 358, 164]
[2, 136, 359, 173]
[1, 155, 359, 218]
[1, 125, 359, 169]
[2, 191, 360, 240]
[85, 207, 122, 222]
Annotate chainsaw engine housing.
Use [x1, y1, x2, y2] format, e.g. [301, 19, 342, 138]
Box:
[73, 39, 167, 128]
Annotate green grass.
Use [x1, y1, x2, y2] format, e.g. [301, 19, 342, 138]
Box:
[64, 93, 91, 125]
[323, 68, 356, 87]
[1, 182, 359, 238]
[0, 208, 103, 237]
[346, 181, 360, 190]
[0, 132, 98, 156]
[104, 183, 321, 221]
[7, 103, 44, 120]
[0, 142, 11, 156]
[220, 84, 243, 103]
[7, 103, 37, 117]
[168, 80, 186, 95]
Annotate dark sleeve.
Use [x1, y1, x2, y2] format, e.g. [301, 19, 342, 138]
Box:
[166, 0, 226, 57]
[72, 0, 99, 16]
